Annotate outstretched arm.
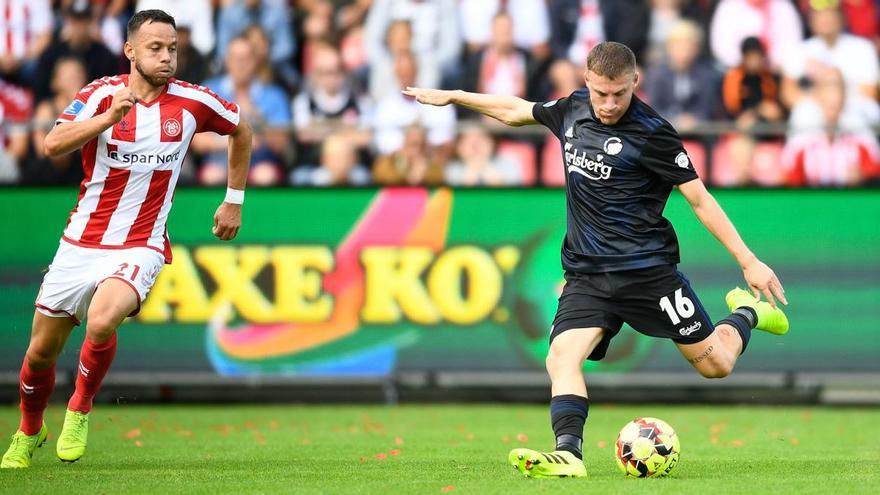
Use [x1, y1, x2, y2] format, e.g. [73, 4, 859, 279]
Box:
[402, 87, 538, 126]
[212, 118, 252, 241]
[678, 178, 787, 307]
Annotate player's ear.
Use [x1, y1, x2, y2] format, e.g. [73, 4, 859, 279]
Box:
[124, 41, 134, 62]
[632, 70, 640, 89]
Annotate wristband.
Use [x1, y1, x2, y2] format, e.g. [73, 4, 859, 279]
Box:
[224, 187, 244, 205]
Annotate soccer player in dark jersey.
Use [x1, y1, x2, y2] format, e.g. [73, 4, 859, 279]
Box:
[404, 42, 789, 478]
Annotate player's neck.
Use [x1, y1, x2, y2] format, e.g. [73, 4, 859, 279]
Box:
[128, 72, 167, 104]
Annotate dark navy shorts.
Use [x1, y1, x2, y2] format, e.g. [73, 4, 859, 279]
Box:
[550, 264, 714, 361]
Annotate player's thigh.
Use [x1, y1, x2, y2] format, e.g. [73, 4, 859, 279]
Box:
[26, 310, 77, 367]
[619, 265, 714, 345]
[548, 327, 607, 367]
[89, 248, 164, 331]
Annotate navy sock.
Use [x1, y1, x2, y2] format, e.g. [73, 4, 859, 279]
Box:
[550, 394, 589, 459]
[717, 307, 756, 354]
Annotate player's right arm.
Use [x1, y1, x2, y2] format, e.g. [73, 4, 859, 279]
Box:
[402, 87, 538, 126]
[44, 87, 138, 158]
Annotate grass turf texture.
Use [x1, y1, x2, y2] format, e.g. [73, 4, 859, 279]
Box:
[0, 405, 877, 494]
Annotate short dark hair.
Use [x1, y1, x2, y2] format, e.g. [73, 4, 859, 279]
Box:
[127, 9, 176, 39]
[586, 42, 636, 79]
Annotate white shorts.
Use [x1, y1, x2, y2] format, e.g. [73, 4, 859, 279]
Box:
[34, 240, 165, 325]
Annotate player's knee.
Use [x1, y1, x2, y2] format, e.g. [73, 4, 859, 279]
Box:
[85, 313, 119, 343]
[545, 342, 583, 376]
[25, 345, 58, 370]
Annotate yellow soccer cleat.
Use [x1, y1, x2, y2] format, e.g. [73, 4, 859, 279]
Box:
[726, 287, 789, 335]
[56, 409, 89, 463]
[508, 448, 587, 478]
[1, 423, 48, 469]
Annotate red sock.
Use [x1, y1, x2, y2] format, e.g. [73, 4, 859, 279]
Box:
[19, 358, 56, 435]
[68, 333, 118, 414]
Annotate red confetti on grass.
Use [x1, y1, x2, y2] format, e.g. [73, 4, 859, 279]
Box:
[134, 440, 143, 447]
[441, 486, 455, 492]
[501, 435, 510, 444]
[390, 449, 400, 456]
[516, 433, 528, 442]
[395, 436, 404, 445]
[790, 438, 800, 446]
[375, 453, 387, 460]
[596, 440, 607, 448]
[125, 429, 142, 439]
[732, 440, 744, 448]
[255, 431, 266, 445]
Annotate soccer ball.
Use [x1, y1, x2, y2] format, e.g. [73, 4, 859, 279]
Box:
[614, 417, 680, 477]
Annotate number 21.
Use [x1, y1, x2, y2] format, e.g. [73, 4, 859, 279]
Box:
[659, 288, 695, 324]
[111, 263, 141, 282]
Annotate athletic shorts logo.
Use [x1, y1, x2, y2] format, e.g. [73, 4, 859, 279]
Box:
[675, 151, 690, 169]
[163, 118, 181, 137]
[678, 321, 702, 336]
[603, 137, 623, 155]
[63, 99, 85, 116]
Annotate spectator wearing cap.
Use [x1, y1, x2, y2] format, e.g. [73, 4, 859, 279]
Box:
[0, 0, 52, 84]
[136, 0, 216, 56]
[33, 1, 119, 103]
[644, 19, 721, 131]
[781, 1, 879, 115]
[718, 36, 785, 185]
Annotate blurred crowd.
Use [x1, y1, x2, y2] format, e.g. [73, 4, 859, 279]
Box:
[1, 0, 879, 187]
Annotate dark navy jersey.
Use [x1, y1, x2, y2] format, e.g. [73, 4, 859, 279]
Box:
[533, 89, 699, 274]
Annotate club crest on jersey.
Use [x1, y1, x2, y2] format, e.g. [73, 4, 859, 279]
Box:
[163, 118, 181, 137]
[63, 99, 85, 116]
[603, 137, 623, 155]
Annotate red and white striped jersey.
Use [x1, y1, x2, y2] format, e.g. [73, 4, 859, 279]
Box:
[56, 74, 240, 263]
[782, 132, 880, 186]
[0, 0, 51, 59]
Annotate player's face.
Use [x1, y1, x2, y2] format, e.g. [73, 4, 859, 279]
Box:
[585, 69, 638, 126]
[127, 21, 178, 87]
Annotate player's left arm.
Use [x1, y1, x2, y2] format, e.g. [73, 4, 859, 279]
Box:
[678, 178, 787, 307]
[212, 118, 253, 241]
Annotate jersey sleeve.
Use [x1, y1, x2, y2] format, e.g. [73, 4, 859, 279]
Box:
[198, 90, 241, 135]
[532, 96, 571, 137]
[55, 78, 119, 125]
[639, 123, 699, 185]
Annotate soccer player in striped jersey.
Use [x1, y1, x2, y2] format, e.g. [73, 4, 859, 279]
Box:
[1, 9, 253, 468]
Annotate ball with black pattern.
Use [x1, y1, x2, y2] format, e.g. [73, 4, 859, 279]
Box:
[614, 417, 681, 477]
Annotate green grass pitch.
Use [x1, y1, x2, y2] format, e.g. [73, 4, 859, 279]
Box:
[1, 404, 878, 494]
